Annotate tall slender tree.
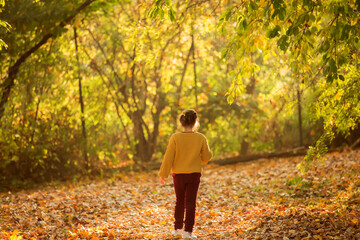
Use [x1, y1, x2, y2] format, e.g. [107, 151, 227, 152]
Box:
[74, 26, 89, 169]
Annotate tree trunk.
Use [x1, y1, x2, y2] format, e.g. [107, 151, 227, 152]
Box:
[351, 138, 360, 150]
[240, 141, 250, 155]
[132, 111, 152, 163]
[297, 87, 303, 147]
[240, 75, 256, 155]
[132, 92, 166, 164]
[74, 27, 89, 169]
[191, 25, 198, 107]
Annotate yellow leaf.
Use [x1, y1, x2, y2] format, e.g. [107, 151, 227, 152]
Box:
[144, 209, 152, 215]
[246, 226, 255, 231]
[334, 92, 341, 100]
[209, 210, 218, 216]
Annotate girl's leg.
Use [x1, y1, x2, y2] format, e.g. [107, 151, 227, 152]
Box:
[173, 174, 186, 230]
[184, 173, 201, 233]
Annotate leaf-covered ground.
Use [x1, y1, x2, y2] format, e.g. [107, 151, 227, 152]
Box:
[1, 150, 360, 239]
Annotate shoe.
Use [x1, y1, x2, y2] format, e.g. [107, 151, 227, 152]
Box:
[183, 231, 197, 239]
[171, 229, 183, 238]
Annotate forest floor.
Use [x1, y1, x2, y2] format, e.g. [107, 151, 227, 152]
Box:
[1, 150, 360, 239]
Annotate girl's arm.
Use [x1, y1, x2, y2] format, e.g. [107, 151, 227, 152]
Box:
[158, 135, 176, 178]
[201, 137, 212, 164]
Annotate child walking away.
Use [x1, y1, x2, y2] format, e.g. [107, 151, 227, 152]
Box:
[159, 109, 212, 239]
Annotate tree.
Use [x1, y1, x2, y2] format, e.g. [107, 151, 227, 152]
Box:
[1, 0, 358, 185]
[151, 0, 360, 166]
[0, 0, 109, 183]
[0, 0, 97, 121]
[77, 0, 192, 163]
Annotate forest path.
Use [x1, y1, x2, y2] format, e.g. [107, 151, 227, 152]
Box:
[1, 150, 360, 239]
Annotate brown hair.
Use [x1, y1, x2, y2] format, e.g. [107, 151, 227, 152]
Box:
[179, 109, 198, 127]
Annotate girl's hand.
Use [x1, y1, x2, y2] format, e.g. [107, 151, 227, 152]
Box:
[160, 177, 165, 185]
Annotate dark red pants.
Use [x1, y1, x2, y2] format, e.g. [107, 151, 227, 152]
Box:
[172, 173, 201, 233]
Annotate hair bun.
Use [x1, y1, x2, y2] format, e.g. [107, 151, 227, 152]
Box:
[179, 109, 198, 127]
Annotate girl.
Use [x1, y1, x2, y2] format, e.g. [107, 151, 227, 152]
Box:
[159, 109, 212, 239]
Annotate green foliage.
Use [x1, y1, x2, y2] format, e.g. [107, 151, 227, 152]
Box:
[222, 0, 359, 85]
[0, 0, 8, 49]
[286, 176, 313, 189]
[286, 176, 302, 186]
[0, 37, 6, 49]
[301, 65, 360, 171]
[0, 106, 83, 185]
[299, 134, 329, 173]
[225, 77, 245, 105]
[215, 0, 360, 169]
[148, 0, 176, 22]
[267, 25, 281, 39]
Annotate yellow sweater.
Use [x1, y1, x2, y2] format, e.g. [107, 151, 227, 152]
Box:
[158, 132, 212, 178]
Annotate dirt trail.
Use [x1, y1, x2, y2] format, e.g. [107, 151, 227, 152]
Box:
[1, 150, 360, 239]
